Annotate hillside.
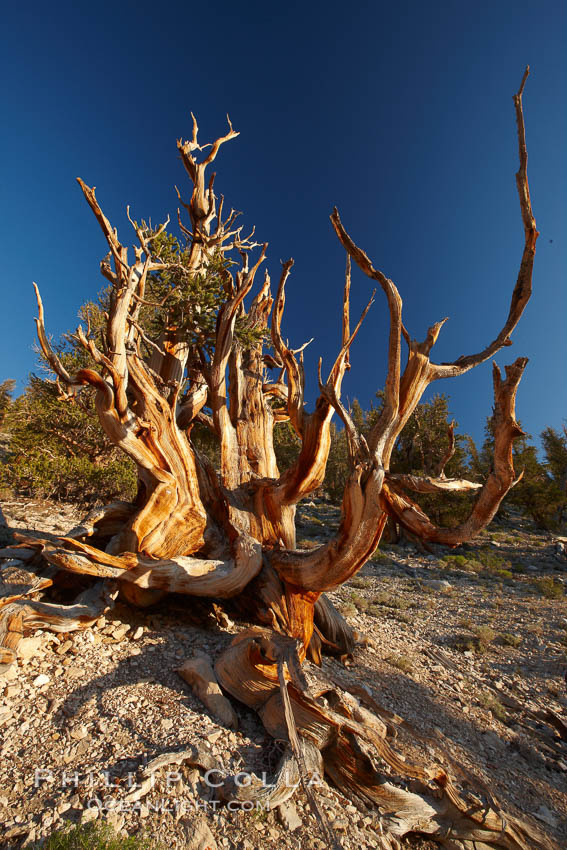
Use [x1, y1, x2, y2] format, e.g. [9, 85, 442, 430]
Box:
[1, 497, 566, 849]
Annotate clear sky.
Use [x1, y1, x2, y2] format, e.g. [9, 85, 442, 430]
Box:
[2, 0, 565, 450]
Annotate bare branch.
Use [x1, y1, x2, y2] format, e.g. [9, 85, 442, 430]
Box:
[431, 68, 537, 380]
[331, 209, 403, 460]
[202, 115, 239, 165]
[176, 383, 209, 430]
[342, 255, 351, 369]
[386, 472, 481, 494]
[382, 358, 528, 544]
[33, 283, 116, 412]
[77, 179, 129, 277]
[317, 362, 370, 466]
[325, 288, 375, 390]
[33, 284, 79, 388]
[126, 318, 167, 358]
[262, 382, 289, 402]
[271, 260, 305, 435]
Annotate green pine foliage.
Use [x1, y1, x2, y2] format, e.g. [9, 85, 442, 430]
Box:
[272, 419, 302, 473]
[1, 375, 137, 503]
[0, 379, 15, 426]
[136, 230, 266, 355]
[389, 394, 475, 526]
[473, 418, 567, 530]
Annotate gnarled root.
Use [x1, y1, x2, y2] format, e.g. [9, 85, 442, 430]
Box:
[15, 531, 263, 600]
[214, 739, 323, 809]
[215, 630, 550, 850]
[0, 580, 117, 673]
[309, 594, 356, 663]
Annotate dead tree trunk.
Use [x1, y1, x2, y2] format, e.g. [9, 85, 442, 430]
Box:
[4, 70, 547, 848]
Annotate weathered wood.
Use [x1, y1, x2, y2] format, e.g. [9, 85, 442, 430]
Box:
[214, 630, 547, 848]
[0, 581, 117, 673]
[21, 71, 543, 848]
[386, 472, 482, 493]
[39, 533, 263, 599]
[178, 654, 239, 728]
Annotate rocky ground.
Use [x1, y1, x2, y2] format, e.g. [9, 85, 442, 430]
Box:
[1, 496, 566, 849]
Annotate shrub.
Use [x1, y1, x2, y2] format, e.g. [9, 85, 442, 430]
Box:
[533, 577, 564, 599]
[455, 625, 496, 654]
[350, 592, 370, 612]
[386, 654, 413, 673]
[35, 822, 161, 850]
[370, 591, 410, 610]
[478, 692, 507, 722]
[500, 632, 522, 647]
[442, 554, 468, 569]
[350, 576, 372, 589]
[474, 625, 496, 647]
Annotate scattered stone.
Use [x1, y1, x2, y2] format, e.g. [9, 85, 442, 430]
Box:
[32, 673, 50, 687]
[0, 547, 35, 561]
[17, 636, 45, 662]
[330, 818, 349, 831]
[105, 811, 125, 832]
[182, 815, 218, 850]
[206, 729, 223, 744]
[80, 806, 99, 824]
[533, 804, 558, 828]
[277, 801, 302, 831]
[423, 579, 452, 591]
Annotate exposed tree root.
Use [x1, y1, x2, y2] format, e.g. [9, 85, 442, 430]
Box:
[0, 544, 554, 847]
[0, 578, 117, 673]
[215, 630, 550, 849]
[13, 531, 263, 599]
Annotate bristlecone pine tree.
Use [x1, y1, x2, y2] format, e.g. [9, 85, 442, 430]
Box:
[1, 70, 546, 848]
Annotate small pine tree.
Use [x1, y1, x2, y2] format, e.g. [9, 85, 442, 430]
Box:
[0, 379, 15, 427]
[2, 374, 137, 503]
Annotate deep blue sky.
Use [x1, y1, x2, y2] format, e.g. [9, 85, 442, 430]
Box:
[2, 0, 565, 449]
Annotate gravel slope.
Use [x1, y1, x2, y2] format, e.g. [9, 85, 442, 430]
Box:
[1, 497, 566, 849]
